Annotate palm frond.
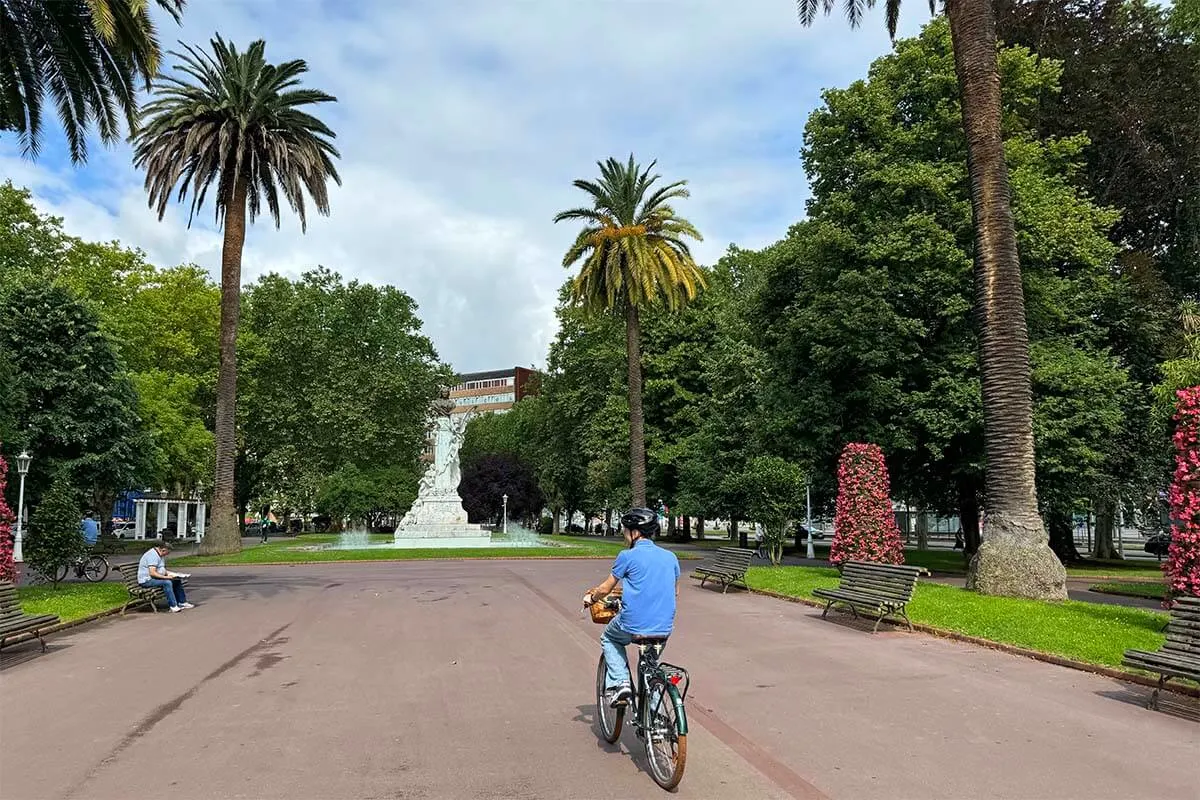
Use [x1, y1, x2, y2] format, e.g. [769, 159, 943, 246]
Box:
[0, 0, 185, 162]
[796, 0, 908, 38]
[131, 34, 341, 231]
[553, 154, 705, 316]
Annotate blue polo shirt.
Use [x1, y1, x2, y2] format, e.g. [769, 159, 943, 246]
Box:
[611, 539, 680, 636]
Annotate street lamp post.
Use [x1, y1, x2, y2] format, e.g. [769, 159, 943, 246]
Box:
[13, 450, 31, 563]
[502, 494, 508, 536]
[805, 483, 815, 560]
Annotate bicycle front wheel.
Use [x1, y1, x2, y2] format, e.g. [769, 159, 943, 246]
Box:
[83, 555, 109, 582]
[595, 655, 624, 743]
[643, 675, 687, 790]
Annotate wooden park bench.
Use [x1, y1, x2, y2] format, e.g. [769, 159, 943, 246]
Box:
[0, 580, 59, 652]
[115, 563, 189, 615]
[812, 560, 926, 633]
[692, 547, 754, 594]
[1122, 596, 1200, 710]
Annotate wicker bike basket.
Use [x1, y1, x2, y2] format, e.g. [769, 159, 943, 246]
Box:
[588, 586, 622, 625]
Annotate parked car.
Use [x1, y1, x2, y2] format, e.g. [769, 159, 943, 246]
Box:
[1144, 532, 1173, 559]
[111, 521, 137, 538]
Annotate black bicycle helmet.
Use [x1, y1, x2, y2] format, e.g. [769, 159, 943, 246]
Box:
[620, 507, 660, 538]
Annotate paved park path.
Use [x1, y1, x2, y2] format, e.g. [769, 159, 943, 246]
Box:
[1, 560, 1196, 800]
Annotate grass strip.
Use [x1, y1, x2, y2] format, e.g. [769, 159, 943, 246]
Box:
[741, 565, 1168, 669]
[1089, 582, 1167, 601]
[17, 582, 130, 623]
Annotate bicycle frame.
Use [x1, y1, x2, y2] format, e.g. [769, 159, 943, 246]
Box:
[622, 643, 689, 738]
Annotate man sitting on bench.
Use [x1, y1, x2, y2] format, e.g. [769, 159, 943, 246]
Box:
[138, 541, 193, 613]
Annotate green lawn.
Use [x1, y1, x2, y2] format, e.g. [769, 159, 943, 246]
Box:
[1089, 582, 1168, 601]
[742, 565, 1168, 669]
[172, 533, 629, 566]
[17, 582, 130, 623]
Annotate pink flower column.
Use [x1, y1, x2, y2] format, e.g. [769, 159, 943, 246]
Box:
[830, 442, 905, 567]
[0, 453, 15, 583]
[1164, 386, 1200, 602]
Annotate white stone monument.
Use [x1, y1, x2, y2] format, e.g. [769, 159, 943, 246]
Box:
[393, 398, 492, 547]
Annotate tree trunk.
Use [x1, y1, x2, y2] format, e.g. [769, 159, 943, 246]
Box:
[202, 176, 248, 556]
[625, 303, 647, 506]
[667, 514, 676, 539]
[695, 516, 705, 540]
[552, 506, 562, 535]
[680, 514, 691, 542]
[958, 482, 982, 557]
[730, 518, 739, 545]
[1092, 498, 1121, 560]
[736, 519, 748, 549]
[605, 507, 613, 536]
[916, 509, 930, 551]
[948, 0, 1066, 600]
[1047, 508, 1081, 564]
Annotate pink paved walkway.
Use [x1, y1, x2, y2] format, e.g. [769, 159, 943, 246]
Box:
[1, 560, 1196, 800]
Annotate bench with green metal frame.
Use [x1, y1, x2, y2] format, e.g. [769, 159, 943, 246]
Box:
[691, 547, 754, 594]
[1122, 596, 1200, 710]
[0, 580, 59, 652]
[115, 563, 189, 615]
[812, 560, 926, 633]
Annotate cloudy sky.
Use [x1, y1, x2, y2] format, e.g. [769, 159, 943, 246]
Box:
[1, 0, 930, 373]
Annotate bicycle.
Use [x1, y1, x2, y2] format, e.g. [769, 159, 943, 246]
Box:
[55, 552, 110, 583]
[591, 595, 689, 791]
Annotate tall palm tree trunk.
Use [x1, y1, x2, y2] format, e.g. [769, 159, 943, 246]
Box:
[626, 302, 647, 507]
[202, 177, 248, 555]
[949, 0, 1066, 599]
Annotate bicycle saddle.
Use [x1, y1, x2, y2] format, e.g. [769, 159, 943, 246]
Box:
[631, 635, 668, 645]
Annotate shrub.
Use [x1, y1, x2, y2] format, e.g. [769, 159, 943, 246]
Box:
[1164, 386, 1200, 601]
[25, 477, 85, 587]
[829, 442, 904, 567]
[0, 453, 14, 583]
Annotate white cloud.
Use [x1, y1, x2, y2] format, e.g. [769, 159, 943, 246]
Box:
[2, 0, 931, 372]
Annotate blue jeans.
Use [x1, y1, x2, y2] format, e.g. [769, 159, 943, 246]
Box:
[141, 578, 186, 607]
[601, 616, 667, 689]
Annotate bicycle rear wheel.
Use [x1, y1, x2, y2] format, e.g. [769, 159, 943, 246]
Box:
[83, 555, 109, 582]
[643, 675, 687, 790]
[595, 655, 624, 743]
[54, 563, 70, 583]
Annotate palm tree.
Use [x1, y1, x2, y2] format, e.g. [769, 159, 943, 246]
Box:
[796, 0, 1066, 599]
[0, 0, 185, 162]
[554, 156, 705, 507]
[132, 36, 340, 554]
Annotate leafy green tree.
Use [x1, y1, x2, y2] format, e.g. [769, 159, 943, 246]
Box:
[132, 36, 341, 555]
[313, 464, 416, 530]
[722, 456, 806, 565]
[0, 182, 220, 497]
[756, 21, 1130, 583]
[553, 156, 705, 506]
[25, 477, 84, 587]
[997, 0, 1200, 298]
[240, 267, 448, 520]
[797, 0, 1062, 598]
[0, 283, 151, 512]
[675, 249, 771, 546]
[0, 0, 185, 162]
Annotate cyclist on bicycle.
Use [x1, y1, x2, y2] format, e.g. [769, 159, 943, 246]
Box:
[582, 507, 680, 707]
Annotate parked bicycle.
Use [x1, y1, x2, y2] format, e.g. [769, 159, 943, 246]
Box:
[591, 594, 689, 790]
[55, 552, 110, 583]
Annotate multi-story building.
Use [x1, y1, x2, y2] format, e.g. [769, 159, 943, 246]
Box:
[421, 366, 540, 461]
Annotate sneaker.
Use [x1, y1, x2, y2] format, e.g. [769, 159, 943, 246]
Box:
[179, 602, 195, 609]
[168, 606, 182, 613]
[610, 685, 632, 707]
